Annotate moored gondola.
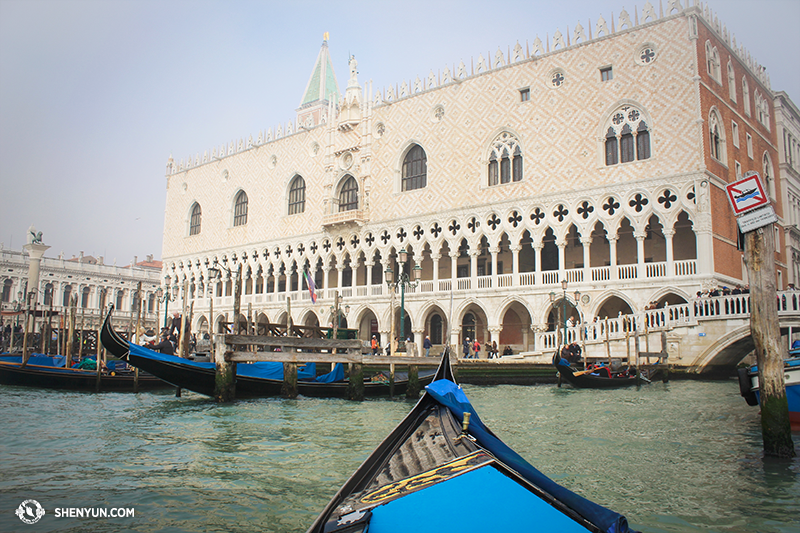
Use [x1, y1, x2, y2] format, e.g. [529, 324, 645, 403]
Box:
[100, 306, 432, 399]
[0, 353, 169, 392]
[308, 348, 637, 533]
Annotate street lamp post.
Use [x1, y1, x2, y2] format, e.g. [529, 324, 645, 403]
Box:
[157, 284, 179, 330]
[385, 248, 422, 351]
[329, 292, 350, 340]
[549, 280, 570, 347]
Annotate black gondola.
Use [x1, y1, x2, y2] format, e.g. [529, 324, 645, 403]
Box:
[308, 348, 637, 533]
[100, 307, 432, 399]
[553, 352, 648, 389]
[0, 354, 169, 392]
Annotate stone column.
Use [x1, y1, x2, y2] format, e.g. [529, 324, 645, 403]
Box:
[323, 264, 331, 299]
[431, 253, 441, 290]
[23, 242, 51, 305]
[510, 245, 520, 286]
[534, 243, 543, 283]
[557, 240, 566, 280]
[488, 326, 502, 358]
[634, 231, 646, 279]
[470, 250, 479, 289]
[581, 236, 592, 282]
[449, 250, 458, 287]
[489, 246, 499, 288]
[609, 236, 618, 280]
[366, 261, 374, 293]
[663, 228, 675, 276]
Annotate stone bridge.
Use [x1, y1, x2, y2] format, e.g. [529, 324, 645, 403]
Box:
[524, 290, 800, 374]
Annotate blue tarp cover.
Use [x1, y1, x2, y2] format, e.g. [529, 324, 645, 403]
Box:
[369, 463, 591, 533]
[425, 379, 632, 533]
[127, 343, 344, 382]
[0, 354, 67, 367]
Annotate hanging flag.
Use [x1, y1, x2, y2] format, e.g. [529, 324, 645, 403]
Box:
[303, 269, 317, 303]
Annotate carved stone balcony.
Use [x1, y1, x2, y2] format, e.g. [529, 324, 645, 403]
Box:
[321, 209, 367, 228]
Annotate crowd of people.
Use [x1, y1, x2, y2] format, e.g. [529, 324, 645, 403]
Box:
[695, 285, 749, 297]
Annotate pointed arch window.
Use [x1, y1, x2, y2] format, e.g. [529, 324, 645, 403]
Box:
[727, 62, 736, 101]
[488, 132, 523, 186]
[189, 203, 202, 235]
[288, 175, 306, 215]
[743, 78, 751, 116]
[705, 41, 721, 83]
[402, 144, 427, 191]
[755, 91, 771, 130]
[620, 124, 635, 163]
[764, 153, 775, 199]
[605, 127, 618, 165]
[339, 175, 358, 212]
[233, 191, 248, 226]
[708, 110, 725, 162]
[636, 121, 651, 160]
[604, 105, 650, 166]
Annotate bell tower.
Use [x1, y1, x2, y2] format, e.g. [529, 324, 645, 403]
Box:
[296, 33, 340, 128]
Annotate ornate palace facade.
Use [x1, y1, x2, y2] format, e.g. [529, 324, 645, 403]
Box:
[0, 247, 162, 330]
[160, 2, 784, 354]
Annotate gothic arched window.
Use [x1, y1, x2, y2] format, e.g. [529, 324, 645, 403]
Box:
[620, 124, 635, 163]
[727, 62, 736, 102]
[742, 78, 751, 116]
[764, 152, 775, 199]
[339, 175, 358, 212]
[233, 190, 248, 226]
[637, 121, 651, 160]
[189, 203, 202, 235]
[755, 91, 770, 130]
[604, 105, 650, 166]
[705, 41, 721, 83]
[605, 127, 618, 165]
[402, 144, 427, 191]
[488, 132, 523, 186]
[709, 110, 725, 162]
[288, 175, 306, 215]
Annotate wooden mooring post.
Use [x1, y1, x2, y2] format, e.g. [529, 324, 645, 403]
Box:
[636, 330, 670, 383]
[744, 225, 795, 457]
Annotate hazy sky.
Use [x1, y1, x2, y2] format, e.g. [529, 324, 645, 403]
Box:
[1, 0, 798, 264]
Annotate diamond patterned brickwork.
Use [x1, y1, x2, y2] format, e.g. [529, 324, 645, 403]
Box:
[165, 16, 702, 261]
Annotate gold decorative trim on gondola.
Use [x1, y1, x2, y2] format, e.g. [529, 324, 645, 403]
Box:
[360, 451, 492, 505]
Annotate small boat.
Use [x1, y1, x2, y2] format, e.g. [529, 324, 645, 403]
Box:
[553, 352, 646, 389]
[100, 308, 433, 399]
[0, 353, 169, 392]
[737, 352, 800, 430]
[308, 348, 637, 533]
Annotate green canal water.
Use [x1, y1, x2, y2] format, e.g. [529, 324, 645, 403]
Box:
[1, 380, 798, 533]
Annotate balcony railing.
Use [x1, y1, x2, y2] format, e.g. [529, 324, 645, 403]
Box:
[193, 259, 701, 310]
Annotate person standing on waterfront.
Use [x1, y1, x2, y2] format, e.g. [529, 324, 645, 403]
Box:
[371, 335, 379, 355]
[423, 335, 432, 357]
[463, 337, 471, 359]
